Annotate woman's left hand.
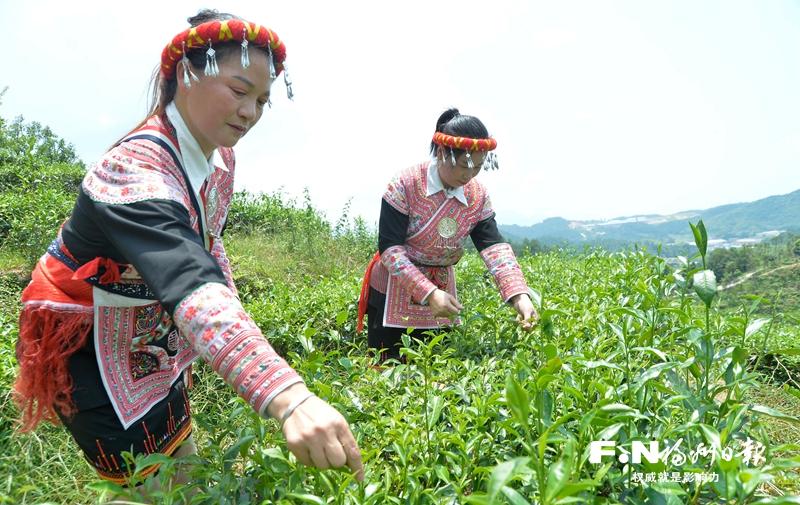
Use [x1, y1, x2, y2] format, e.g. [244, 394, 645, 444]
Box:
[511, 293, 538, 331]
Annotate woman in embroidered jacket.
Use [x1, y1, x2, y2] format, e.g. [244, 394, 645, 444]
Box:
[357, 108, 538, 362]
[13, 10, 363, 485]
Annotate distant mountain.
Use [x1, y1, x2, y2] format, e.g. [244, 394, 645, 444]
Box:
[500, 189, 800, 249]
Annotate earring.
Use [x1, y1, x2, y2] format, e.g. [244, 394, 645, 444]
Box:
[181, 42, 199, 87]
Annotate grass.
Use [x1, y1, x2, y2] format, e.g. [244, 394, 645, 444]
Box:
[744, 381, 800, 496]
[0, 248, 28, 275]
[225, 232, 372, 285]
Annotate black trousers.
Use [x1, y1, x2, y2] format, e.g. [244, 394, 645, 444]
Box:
[366, 287, 440, 362]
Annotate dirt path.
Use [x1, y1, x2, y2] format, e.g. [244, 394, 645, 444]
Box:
[722, 262, 800, 290]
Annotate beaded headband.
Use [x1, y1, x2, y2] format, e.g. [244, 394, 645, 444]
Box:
[432, 132, 499, 171]
[160, 18, 293, 100]
[432, 132, 497, 151]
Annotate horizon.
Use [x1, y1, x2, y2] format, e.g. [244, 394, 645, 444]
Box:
[515, 185, 799, 227]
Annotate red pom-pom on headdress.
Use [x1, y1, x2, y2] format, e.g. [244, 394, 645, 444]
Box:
[432, 132, 497, 152]
[160, 19, 287, 79]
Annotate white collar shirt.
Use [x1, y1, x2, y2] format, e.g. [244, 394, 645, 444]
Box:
[426, 157, 468, 206]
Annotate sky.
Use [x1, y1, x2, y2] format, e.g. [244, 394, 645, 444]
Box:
[1, 0, 798, 227]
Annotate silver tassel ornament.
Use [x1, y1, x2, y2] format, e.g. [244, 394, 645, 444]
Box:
[266, 43, 277, 79]
[283, 62, 294, 100]
[240, 30, 250, 69]
[466, 152, 474, 170]
[204, 42, 219, 76]
[449, 148, 456, 166]
[484, 152, 500, 171]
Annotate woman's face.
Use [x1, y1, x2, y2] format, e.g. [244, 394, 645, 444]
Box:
[437, 147, 486, 189]
[176, 49, 272, 157]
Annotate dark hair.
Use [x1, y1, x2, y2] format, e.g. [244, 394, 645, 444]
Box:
[429, 108, 490, 157]
[119, 9, 266, 142]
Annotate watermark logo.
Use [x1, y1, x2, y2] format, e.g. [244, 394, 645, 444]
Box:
[589, 438, 766, 467]
[631, 471, 719, 484]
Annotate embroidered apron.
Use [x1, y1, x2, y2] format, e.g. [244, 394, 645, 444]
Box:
[383, 197, 476, 329]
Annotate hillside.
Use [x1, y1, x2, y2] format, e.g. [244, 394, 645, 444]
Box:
[501, 189, 800, 248]
[719, 261, 800, 320]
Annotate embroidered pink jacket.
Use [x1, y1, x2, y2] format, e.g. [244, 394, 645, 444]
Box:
[369, 161, 530, 329]
[18, 112, 302, 430]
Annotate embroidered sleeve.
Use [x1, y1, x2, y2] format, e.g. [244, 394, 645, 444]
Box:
[381, 245, 437, 304]
[382, 171, 409, 215]
[174, 282, 302, 416]
[480, 243, 530, 303]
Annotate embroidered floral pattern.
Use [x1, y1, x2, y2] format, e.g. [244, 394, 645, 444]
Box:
[480, 193, 495, 221]
[380, 245, 437, 304]
[381, 163, 490, 267]
[383, 172, 410, 214]
[95, 300, 195, 429]
[211, 239, 237, 296]
[383, 260, 459, 329]
[174, 282, 302, 416]
[480, 243, 530, 302]
[129, 351, 159, 380]
[83, 139, 191, 207]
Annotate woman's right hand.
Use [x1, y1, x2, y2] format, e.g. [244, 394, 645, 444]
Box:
[267, 383, 364, 481]
[426, 289, 463, 318]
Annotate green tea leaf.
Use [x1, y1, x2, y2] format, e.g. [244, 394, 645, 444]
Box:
[501, 485, 532, 505]
[698, 424, 721, 450]
[543, 343, 558, 360]
[745, 318, 770, 337]
[223, 434, 256, 471]
[690, 220, 708, 258]
[692, 270, 717, 306]
[595, 423, 624, 441]
[487, 457, 531, 502]
[545, 453, 571, 503]
[635, 362, 677, 387]
[505, 374, 530, 428]
[286, 493, 326, 504]
[581, 359, 623, 371]
[783, 385, 800, 401]
[750, 405, 800, 424]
